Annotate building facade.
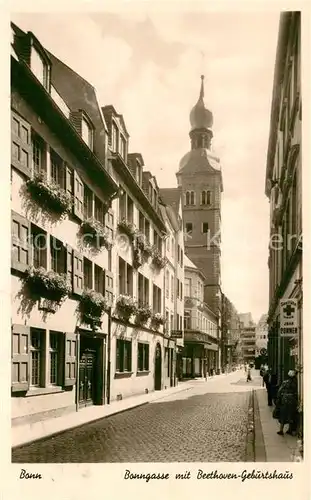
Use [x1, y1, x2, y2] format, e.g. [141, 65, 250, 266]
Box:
[11, 23, 118, 424]
[176, 76, 223, 316]
[239, 313, 256, 364]
[221, 295, 242, 370]
[265, 12, 302, 399]
[182, 255, 219, 378]
[11, 23, 184, 426]
[255, 314, 268, 357]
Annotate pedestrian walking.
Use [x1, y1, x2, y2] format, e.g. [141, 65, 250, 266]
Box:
[246, 365, 252, 382]
[263, 368, 273, 405]
[275, 370, 298, 436]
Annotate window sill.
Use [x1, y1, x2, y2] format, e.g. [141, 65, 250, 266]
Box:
[114, 371, 133, 379]
[136, 370, 150, 377]
[26, 386, 65, 397]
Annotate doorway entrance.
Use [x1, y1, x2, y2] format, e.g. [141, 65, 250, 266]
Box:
[154, 343, 162, 391]
[79, 335, 103, 407]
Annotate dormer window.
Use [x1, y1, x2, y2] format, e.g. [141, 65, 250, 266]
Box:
[81, 115, 94, 150]
[136, 162, 142, 185]
[120, 135, 126, 160]
[111, 122, 118, 152]
[30, 45, 50, 90]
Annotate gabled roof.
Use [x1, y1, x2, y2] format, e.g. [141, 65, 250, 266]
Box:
[128, 152, 144, 166]
[184, 254, 206, 281]
[159, 187, 181, 216]
[102, 105, 129, 137]
[46, 51, 109, 135]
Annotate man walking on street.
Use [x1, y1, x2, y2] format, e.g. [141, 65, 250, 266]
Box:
[263, 368, 273, 406]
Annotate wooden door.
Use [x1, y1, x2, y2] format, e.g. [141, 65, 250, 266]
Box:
[79, 350, 96, 406]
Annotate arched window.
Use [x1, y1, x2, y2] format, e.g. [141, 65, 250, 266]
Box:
[185, 191, 195, 206]
[201, 190, 211, 205]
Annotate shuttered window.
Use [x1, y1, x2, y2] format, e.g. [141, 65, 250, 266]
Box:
[72, 250, 83, 295]
[73, 170, 84, 220]
[104, 269, 114, 305]
[11, 111, 31, 177]
[11, 324, 30, 393]
[64, 332, 77, 386]
[11, 211, 31, 273]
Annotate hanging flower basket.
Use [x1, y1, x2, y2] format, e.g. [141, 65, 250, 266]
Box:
[133, 248, 143, 269]
[79, 289, 109, 328]
[152, 248, 168, 269]
[22, 266, 71, 303]
[25, 175, 72, 217]
[135, 305, 152, 326]
[117, 219, 137, 241]
[115, 294, 138, 322]
[150, 312, 165, 330]
[80, 218, 112, 250]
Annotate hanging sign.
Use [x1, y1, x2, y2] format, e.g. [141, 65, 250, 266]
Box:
[280, 298, 298, 337]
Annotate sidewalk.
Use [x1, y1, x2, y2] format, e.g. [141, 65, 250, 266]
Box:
[253, 377, 300, 462]
[12, 371, 237, 449]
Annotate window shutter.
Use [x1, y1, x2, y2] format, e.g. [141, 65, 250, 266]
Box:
[104, 269, 113, 305]
[66, 244, 73, 290]
[64, 332, 77, 387]
[65, 164, 74, 196]
[11, 111, 32, 177]
[73, 250, 84, 295]
[11, 324, 30, 392]
[11, 211, 31, 273]
[69, 110, 82, 135]
[73, 170, 84, 220]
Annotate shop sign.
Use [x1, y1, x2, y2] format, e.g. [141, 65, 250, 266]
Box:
[280, 298, 298, 337]
[171, 330, 183, 339]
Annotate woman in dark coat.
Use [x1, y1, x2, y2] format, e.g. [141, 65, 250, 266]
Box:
[275, 370, 298, 435]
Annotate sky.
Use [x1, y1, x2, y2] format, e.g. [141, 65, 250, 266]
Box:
[11, 8, 281, 322]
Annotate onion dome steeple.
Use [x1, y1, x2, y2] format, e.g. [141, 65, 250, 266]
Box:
[189, 75, 213, 131]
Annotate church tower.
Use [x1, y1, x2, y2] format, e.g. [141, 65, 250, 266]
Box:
[176, 76, 223, 314]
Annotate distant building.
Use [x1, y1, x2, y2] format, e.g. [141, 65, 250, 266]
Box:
[239, 313, 256, 363]
[182, 255, 219, 378]
[255, 314, 268, 357]
[221, 296, 243, 369]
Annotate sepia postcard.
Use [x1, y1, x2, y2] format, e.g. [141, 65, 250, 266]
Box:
[1, 1, 309, 499]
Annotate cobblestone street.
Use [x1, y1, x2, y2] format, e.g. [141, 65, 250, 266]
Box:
[12, 374, 258, 463]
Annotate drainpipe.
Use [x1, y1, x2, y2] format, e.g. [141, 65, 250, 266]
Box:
[106, 306, 112, 405]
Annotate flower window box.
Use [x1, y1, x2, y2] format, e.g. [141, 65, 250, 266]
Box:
[117, 219, 137, 241]
[135, 305, 152, 326]
[79, 289, 109, 329]
[80, 218, 112, 250]
[115, 295, 138, 322]
[22, 266, 71, 303]
[150, 313, 165, 331]
[25, 175, 72, 217]
[152, 249, 168, 269]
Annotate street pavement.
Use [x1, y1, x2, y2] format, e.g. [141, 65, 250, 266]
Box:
[12, 370, 261, 463]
